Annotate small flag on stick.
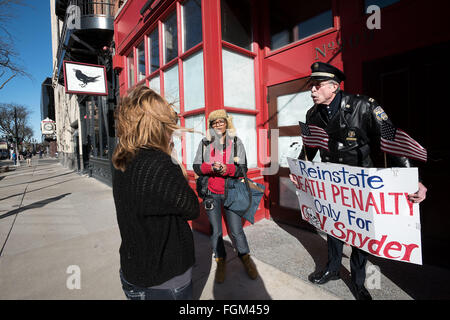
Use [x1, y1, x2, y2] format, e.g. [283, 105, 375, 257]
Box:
[380, 121, 427, 162]
[299, 121, 329, 151]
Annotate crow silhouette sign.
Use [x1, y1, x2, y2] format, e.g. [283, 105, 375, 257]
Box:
[74, 69, 101, 87]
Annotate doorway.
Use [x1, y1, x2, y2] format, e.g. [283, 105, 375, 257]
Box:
[267, 77, 320, 229]
[363, 41, 450, 268]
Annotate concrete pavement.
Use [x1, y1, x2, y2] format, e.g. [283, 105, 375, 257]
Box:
[0, 158, 449, 300]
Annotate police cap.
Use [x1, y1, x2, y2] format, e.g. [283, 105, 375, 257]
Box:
[310, 62, 346, 83]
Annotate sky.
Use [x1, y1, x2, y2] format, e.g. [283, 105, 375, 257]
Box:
[0, 0, 53, 142]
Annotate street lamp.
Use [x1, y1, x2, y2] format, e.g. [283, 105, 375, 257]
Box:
[14, 107, 20, 167]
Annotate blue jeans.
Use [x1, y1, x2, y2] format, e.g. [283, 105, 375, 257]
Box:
[206, 192, 250, 259]
[120, 271, 193, 300]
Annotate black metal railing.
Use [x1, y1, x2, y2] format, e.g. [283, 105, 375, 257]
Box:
[71, 0, 115, 17]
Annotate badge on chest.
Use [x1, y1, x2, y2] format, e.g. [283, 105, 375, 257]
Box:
[346, 129, 357, 141]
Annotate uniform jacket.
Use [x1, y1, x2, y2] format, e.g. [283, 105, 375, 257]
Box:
[300, 92, 411, 168]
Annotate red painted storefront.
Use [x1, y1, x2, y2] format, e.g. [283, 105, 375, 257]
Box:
[113, 0, 450, 267]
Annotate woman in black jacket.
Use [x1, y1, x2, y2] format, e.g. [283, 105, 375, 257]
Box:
[112, 86, 199, 300]
[193, 109, 258, 284]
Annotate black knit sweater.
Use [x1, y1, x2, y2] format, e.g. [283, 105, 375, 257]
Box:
[112, 147, 199, 287]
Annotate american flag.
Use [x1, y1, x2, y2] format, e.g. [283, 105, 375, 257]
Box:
[380, 121, 427, 162]
[299, 121, 329, 151]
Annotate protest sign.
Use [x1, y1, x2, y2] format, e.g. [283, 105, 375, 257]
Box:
[287, 157, 422, 265]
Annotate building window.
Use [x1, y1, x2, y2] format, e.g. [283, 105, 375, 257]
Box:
[279, 176, 300, 209]
[171, 118, 183, 163]
[183, 50, 205, 111]
[276, 91, 320, 167]
[364, 0, 400, 10]
[163, 64, 180, 112]
[100, 98, 109, 158]
[276, 91, 312, 127]
[137, 41, 146, 81]
[182, 0, 202, 52]
[229, 113, 257, 168]
[148, 28, 159, 74]
[127, 52, 134, 87]
[221, 0, 252, 51]
[149, 75, 160, 93]
[270, 1, 333, 51]
[87, 98, 109, 159]
[89, 101, 100, 158]
[185, 114, 205, 170]
[164, 12, 178, 63]
[222, 48, 255, 110]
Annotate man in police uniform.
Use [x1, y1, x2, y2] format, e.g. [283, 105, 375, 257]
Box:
[291, 62, 427, 300]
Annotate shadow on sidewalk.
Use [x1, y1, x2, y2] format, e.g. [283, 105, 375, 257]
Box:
[192, 231, 213, 300]
[274, 221, 450, 299]
[273, 221, 355, 296]
[0, 178, 81, 202]
[0, 193, 71, 220]
[0, 172, 74, 189]
[366, 255, 450, 300]
[192, 227, 272, 300]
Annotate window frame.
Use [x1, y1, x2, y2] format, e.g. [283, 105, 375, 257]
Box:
[136, 40, 146, 82]
[127, 50, 135, 88]
[266, 2, 338, 56]
[181, 0, 203, 53]
[147, 27, 160, 76]
[163, 10, 179, 65]
[220, 0, 254, 53]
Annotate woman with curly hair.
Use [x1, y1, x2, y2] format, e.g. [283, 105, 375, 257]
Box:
[112, 86, 199, 300]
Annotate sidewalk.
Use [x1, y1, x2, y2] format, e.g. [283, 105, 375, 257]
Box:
[0, 158, 449, 300]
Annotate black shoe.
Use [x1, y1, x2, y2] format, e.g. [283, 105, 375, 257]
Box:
[352, 284, 372, 300]
[308, 269, 340, 285]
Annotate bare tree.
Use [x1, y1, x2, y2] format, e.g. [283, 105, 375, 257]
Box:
[0, 103, 34, 142]
[0, 0, 29, 90]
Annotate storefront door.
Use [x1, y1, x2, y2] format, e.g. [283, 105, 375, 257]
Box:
[267, 78, 320, 229]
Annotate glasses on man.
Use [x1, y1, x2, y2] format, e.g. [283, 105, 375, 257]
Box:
[211, 119, 226, 127]
[307, 81, 332, 90]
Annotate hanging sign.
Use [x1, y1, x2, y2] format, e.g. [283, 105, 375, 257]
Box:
[63, 60, 108, 96]
[41, 117, 56, 135]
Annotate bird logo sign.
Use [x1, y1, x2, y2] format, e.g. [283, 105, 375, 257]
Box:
[73, 69, 101, 87]
[63, 61, 108, 96]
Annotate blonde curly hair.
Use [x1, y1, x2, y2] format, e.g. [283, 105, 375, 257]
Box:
[112, 86, 186, 175]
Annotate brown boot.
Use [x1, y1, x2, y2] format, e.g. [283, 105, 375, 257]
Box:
[240, 254, 258, 280]
[215, 258, 226, 284]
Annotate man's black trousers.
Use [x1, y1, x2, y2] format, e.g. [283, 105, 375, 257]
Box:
[326, 234, 368, 287]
